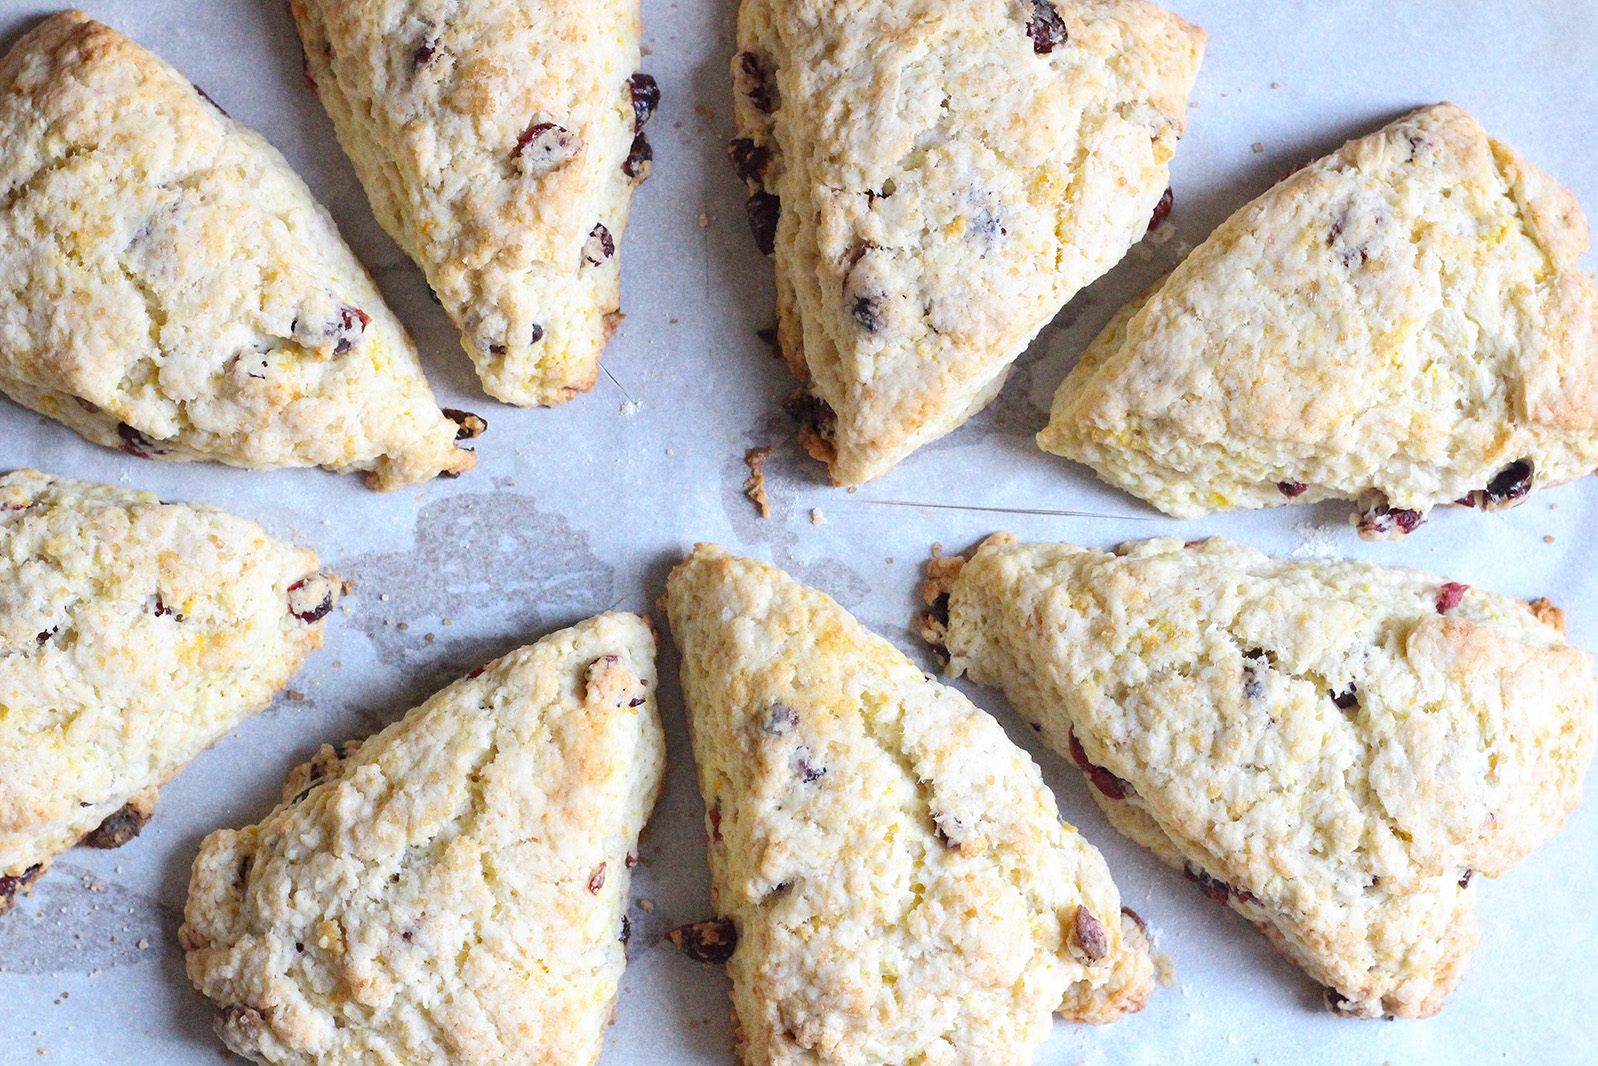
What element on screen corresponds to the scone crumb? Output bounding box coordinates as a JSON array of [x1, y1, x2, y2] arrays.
[[286, 691, 305, 702], [1251, 141, 1264, 153], [810, 508, 826, 525], [744, 447, 775, 518], [638, 898, 655, 913]]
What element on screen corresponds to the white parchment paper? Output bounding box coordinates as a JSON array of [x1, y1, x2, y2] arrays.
[[1, 1, 1595, 1063]]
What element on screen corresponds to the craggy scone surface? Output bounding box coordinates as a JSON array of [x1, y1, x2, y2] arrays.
[[0, 469, 335, 911], [931, 534, 1597, 1018], [732, 0, 1203, 484], [664, 544, 1151, 1066], [291, 0, 653, 406], [182, 612, 664, 1066], [0, 11, 473, 490], [1041, 104, 1598, 533]]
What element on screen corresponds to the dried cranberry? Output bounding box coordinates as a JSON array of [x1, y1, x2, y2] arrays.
[[331, 305, 370, 355], [625, 851, 639, 869], [746, 192, 781, 255], [669, 919, 737, 964], [729, 137, 771, 185], [1148, 186, 1174, 231], [1120, 906, 1147, 933], [488, 343, 508, 356], [1067, 730, 1131, 800], [1183, 861, 1256, 906], [619, 915, 631, 944], [516, 122, 581, 174], [442, 408, 487, 441], [80, 801, 150, 849], [629, 73, 660, 131], [1242, 648, 1269, 700], [118, 423, 163, 458], [708, 806, 722, 843], [1357, 501, 1425, 539], [1072, 907, 1110, 962], [465, 665, 486, 680], [287, 578, 334, 623], [0, 864, 44, 914], [529, 324, 545, 344], [587, 862, 607, 894], [1327, 216, 1371, 268], [412, 39, 437, 68], [583, 223, 616, 266], [850, 294, 889, 333], [1278, 481, 1308, 498], [1480, 459, 1534, 510], [763, 702, 798, 735], [1330, 685, 1358, 711], [1435, 582, 1469, 613], [795, 749, 826, 783], [152, 593, 183, 621], [734, 51, 778, 114], [1458, 869, 1473, 889], [1026, 0, 1069, 53], [622, 133, 653, 181], [75, 397, 100, 414]]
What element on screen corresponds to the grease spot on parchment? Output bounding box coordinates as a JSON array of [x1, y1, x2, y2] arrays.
[[0, 863, 169, 975], [719, 411, 868, 607], [336, 492, 615, 673]]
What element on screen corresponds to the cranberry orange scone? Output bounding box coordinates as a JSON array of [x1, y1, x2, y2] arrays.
[[1040, 104, 1598, 538], [0, 469, 339, 917], [290, 0, 657, 406], [924, 534, 1597, 1018], [0, 12, 476, 490], [731, 0, 1205, 485], [182, 613, 664, 1066], [663, 545, 1152, 1066]]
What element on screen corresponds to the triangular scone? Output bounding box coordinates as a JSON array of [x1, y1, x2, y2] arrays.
[[1040, 104, 1598, 538], [925, 534, 1597, 1018], [730, 0, 1204, 485], [0, 12, 475, 490], [663, 544, 1152, 1065], [291, 0, 656, 406], [181, 613, 664, 1066], [0, 469, 339, 916]]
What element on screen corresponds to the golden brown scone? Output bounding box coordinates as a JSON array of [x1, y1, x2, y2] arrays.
[[928, 533, 1597, 1018], [182, 613, 665, 1066], [664, 544, 1152, 1066], [290, 0, 656, 406], [0, 11, 475, 489], [1040, 104, 1598, 538], [0, 469, 337, 916], [731, 0, 1204, 484]]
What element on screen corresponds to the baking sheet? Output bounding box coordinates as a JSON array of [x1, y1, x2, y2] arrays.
[[1, 1, 1596, 1062]]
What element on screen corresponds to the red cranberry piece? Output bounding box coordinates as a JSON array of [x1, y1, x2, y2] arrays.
[[1148, 186, 1174, 231], [1435, 582, 1469, 613], [1026, 0, 1069, 53], [587, 862, 607, 894], [0, 864, 44, 914], [729, 137, 771, 185], [669, 919, 737, 964], [331, 305, 370, 355], [583, 223, 616, 267], [763, 702, 798, 736], [80, 801, 151, 849], [412, 39, 437, 68], [1357, 501, 1425, 539], [1479, 459, 1533, 510], [746, 192, 781, 255], [287, 577, 335, 623], [795, 748, 826, 782], [1458, 869, 1473, 889], [442, 409, 486, 441], [1278, 481, 1308, 498], [1183, 861, 1257, 906], [708, 805, 722, 843], [734, 51, 778, 114], [1072, 907, 1110, 962], [619, 914, 631, 944], [1330, 685, 1358, 712], [75, 397, 100, 414], [35, 626, 57, 644], [516, 122, 581, 175], [1067, 730, 1131, 800], [850, 294, 888, 333], [629, 73, 660, 131], [118, 423, 164, 458], [623, 133, 653, 181]]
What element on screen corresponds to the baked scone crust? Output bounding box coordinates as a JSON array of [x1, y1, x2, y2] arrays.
[[929, 533, 1597, 1018], [664, 544, 1152, 1066], [1040, 104, 1598, 534], [290, 0, 653, 406], [0, 469, 336, 913], [181, 612, 664, 1066], [0, 11, 474, 490], [732, 0, 1204, 484]]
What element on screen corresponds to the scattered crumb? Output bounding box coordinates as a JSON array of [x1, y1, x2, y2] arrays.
[[441, 619, 452, 627], [332, 660, 342, 669], [744, 446, 775, 518], [424, 633, 436, 642], [1131, 243, 1155, 262], [620, 399, 643, 416], [847, 486, 858, 494], [286, 691, 305, 702], [1153, 946, 1180, 989], [380, 593, 389, 602], [697, 212, 709, 228], [810, 508, 826, 526], [137, 938, 149, 950], [885, 557, 894, 564], [1271, 81, 1282, 89], [1545, 535, 1555, 543], [397, 621, 409, 631], [639, 899, 656, 913], [1251, 141, 1264, 153]]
